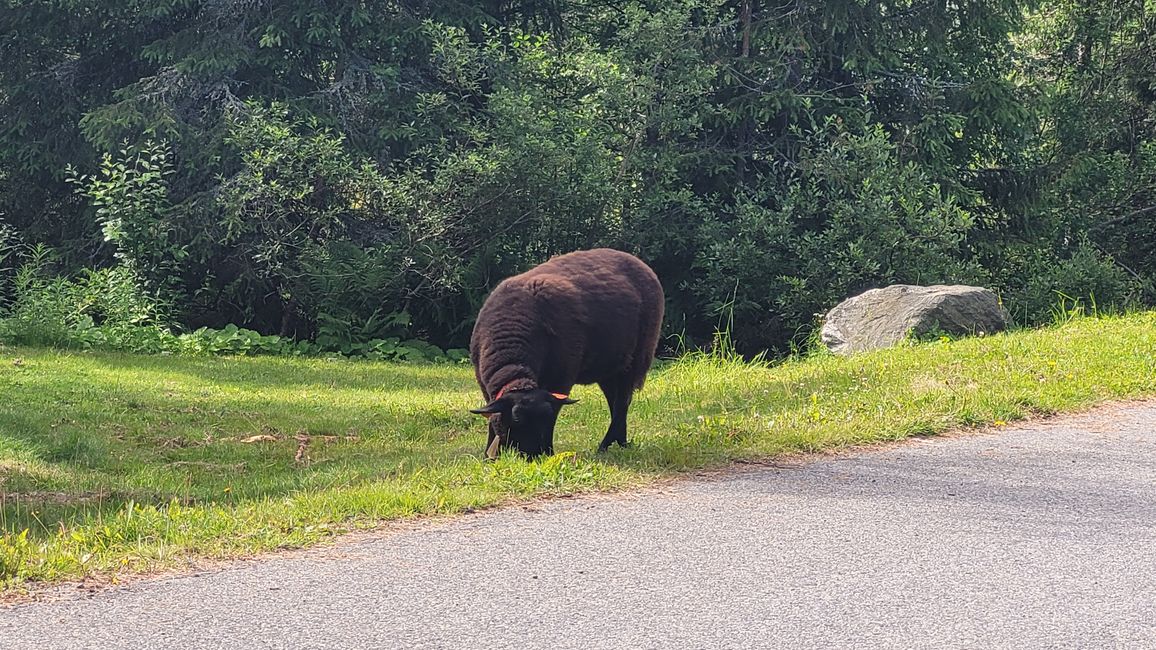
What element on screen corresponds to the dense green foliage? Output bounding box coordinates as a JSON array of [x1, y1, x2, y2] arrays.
[[0, 243, 466, 360], [1, 0, 1153, 353]]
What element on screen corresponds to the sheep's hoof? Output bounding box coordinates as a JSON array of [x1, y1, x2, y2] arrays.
[[597, 439, 631, 453]]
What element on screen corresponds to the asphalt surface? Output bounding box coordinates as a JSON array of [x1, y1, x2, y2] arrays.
[[3, 403, 1155, 649]]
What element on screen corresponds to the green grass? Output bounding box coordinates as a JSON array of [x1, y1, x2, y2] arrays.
[[2, 311, 1155, 592]]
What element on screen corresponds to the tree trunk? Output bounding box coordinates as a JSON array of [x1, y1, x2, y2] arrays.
[[741, 0, 752, 57]]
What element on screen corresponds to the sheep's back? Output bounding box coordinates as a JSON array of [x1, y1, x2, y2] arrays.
[[470, 249, 663, 389]]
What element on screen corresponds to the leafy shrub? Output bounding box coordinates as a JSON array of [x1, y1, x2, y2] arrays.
[[0, 246, 170, 352], [173, 324, 308, 357], [999, 240, 1140, 324], [0, 249, 466, 362], [65, 142, 185, 299]]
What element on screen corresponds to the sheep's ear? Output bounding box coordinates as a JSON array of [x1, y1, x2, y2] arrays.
[[550, 393, 578, 405], [470, 398, 507, 415]]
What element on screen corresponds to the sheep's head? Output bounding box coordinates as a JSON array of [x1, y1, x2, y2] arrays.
[[470, 389, 578, 459]]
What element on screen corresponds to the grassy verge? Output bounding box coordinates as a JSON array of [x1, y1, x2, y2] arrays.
[[2, 312, 1155, 591]]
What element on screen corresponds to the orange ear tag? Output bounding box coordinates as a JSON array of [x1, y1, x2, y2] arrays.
[[550, 393, 569, 400]]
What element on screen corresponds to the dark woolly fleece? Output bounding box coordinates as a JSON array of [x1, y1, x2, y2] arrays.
[[470, 248, 664, 401]]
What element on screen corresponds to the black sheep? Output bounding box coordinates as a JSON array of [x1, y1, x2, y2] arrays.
[[469, 248, 664, 458]]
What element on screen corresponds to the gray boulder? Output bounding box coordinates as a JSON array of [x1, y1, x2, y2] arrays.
[[820, 284, 1008, 355]]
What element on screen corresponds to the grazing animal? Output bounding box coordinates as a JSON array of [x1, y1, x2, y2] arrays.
[[469, 248, 664, 459]]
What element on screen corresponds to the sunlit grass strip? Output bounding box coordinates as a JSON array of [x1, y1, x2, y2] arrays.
[[0, 453, 623, 585], [1, 311, 1154, 591]]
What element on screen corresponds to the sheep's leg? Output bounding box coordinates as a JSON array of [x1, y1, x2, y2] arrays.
[[597, 376, 634, 451]]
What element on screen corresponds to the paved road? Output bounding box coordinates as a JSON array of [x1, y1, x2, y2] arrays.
[[3, 403, 1155, 649]]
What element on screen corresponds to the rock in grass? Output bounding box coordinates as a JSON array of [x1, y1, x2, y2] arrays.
[[820, 284, 1008, 355]]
